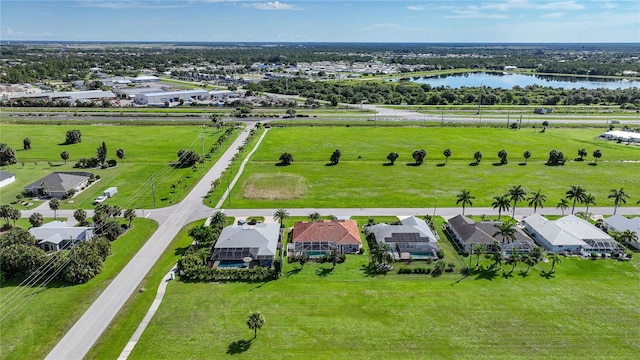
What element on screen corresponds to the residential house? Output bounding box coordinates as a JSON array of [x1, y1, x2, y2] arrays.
[[24, 172, 94, 199], [0, 172, 16, 188], [446, 215, 536, 254], [368, 216, 439, 259], [291, 219, 362, 256], [604, 215, 640, 250], [210, 223, 280, 268], [522, 214, 621, 254], [29, 221, 94, 252]]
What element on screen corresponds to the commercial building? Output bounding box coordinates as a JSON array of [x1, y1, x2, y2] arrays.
[[134, 89, 209, 105]]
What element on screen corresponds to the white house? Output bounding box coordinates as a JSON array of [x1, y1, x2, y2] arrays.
[[369, 216, 440, 259], [29, 221, 94, 252], [0, 172, 16, 188], [523, 214, 621, 254], [210, 223, 280, 268]]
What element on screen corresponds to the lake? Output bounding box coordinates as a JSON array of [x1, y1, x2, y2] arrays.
[[407, 72, 640, 90]]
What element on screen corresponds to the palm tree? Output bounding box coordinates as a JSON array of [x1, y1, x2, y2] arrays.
[[520, 253, 536, 274], [493, 220, 517, 244], [565, 185, 587, 214], [556, 198, 569, 216], [527, 189, 546, 214], [443, 148, 452, 164], [74, 209, 87, 224], [371, 242, 394, 267], [124, 209, 137, 228], [308, 212, 320, 222], [273, 208, 289, 228], [592, 149, 602, 164], [246, 311, 265, 339], [523, 150, 531, 164], [210, 211, 227, 229], [619, 230, 638, 247], [608, 188, 630, 215], [471, 244, 485, 268], [491, 251, 504, 269], [386, 152, 399, 165], [49, 198, 60, 220], [473, 151, 482, 164], [583, 194, 596, 216], [456, 190, 475, 216], [505, 249, 519, 274], [491, 195, 510, 220], [507, 185, 527, 217], [547, 253, 561, 273], [577, 148, 587, 161]]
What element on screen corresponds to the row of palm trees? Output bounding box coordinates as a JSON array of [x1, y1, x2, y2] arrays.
[[456, 186, 634, 216], [470, 243, 562, 275]]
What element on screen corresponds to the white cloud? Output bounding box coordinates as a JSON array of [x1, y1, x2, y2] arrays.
[[536, 1, 584, 10], [447, 9, 509, 19], [406, 5, 426, 11], [543, 11, 564, 18], [243, 1, 297, 10], [602, 1, 618, 9], [80, 1, 184, 10]]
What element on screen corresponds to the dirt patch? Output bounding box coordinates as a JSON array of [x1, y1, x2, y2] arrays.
[[243, 173, 305, 200]]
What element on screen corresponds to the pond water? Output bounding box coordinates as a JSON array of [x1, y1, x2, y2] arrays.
[[406, 72, 640, 90]]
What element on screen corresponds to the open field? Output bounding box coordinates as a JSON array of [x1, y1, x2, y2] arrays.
[[125, 216, 640, 359], [0, 124, 239, 209], [0, 218, 158, 360], [229, 126, 640, 209]]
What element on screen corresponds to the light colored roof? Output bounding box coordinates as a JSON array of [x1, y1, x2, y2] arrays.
[[0, 172, 15, 181], [605, 215, 640, 233], [10, 90, 115, 100], [140, 89, 209, 97], [292, 220, 361, 245], [24, 172, 93, 194], [132, 75, 160, 81], [370, 216, 437, 244], [213, 223, 279, 258], [523, 214, 611, 247], [30, 221, 94, 243]]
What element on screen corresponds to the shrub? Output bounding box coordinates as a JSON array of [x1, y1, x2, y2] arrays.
[[107, 159, 117, 167]]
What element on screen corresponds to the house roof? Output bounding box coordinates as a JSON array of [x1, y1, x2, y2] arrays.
[[213, 223, 279, 258], [292, 220, 361, 245], [0, 172, 15, 181], [29, 221, 94, 244], [370, 216, 437, 244], [523, 214, 611, 247], [605, 215, 640, 233], [448, 215, 533, 245], [24, 172, 93, 194]]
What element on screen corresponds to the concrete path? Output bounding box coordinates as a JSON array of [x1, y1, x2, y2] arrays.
[[45, 127, 253, 360]]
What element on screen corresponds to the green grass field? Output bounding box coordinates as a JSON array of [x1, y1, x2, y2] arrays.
[[0, 124, 239, 209], [229, 127, 640, 208], [0, 218, 158, 360]]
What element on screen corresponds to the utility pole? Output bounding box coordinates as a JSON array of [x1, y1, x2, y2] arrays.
[[151, 175, 156, 206], [199, 134, 205, 159], [226, 169, 232, 206]]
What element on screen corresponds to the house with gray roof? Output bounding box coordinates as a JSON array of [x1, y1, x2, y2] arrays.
[[604, 215, 640, 250], [446, 215, 536, 254], [210, 223, 280, 268], [0, 172, 16, 188], [522, 214, 621, 254], [29, 221, 94, 252], [368, 216, 440, 259], [24, 172, 94, 199]]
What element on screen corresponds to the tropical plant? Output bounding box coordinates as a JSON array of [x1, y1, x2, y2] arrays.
[[371, 242, 394, 267], [565, 185, 587, 214], [412, 149, 426, 165], [246, 311, 265, 339], [546, 150, 565, 166], [278, 152, 294, 165], [592, 149, 602, 164], [577, 148, 587, 160], [491, 251, 504, 269], [491, 195, 510, 220], [619, 230, 638, 247], [473, 150, 482, 164], [330, 149, 342, 165], [65, 129, 82, 144], [273, 208, 289, 228], [443, 148, 452, 164], [456, 190, 475, 216], [471, 244, 485, 268], [209, 211, 227, 230], [547, 252, 561, 273], [308, 212, 321, 222], [583, 194, 596, 215], [507, 185, 527, 217], [523, 150, 531, 164], [116, 148, 125, 162], [498, 149, 508, 164], [49, 198, 60, 220], [556, 198, 569, 216], [60, 151, 70, 164], [74, 209, 87, 225], [124, 209, 137, 228], [493, 220, 517, 244], [23, 137, 31, 150], [505, 249, 519, 274], [520, 253, 536, 274], [386, 152, 399, 165], [0, 143, 17, 166], [527, 189, 547, 214], [608, 188, 630, 215], [29, 212, 44, 228]]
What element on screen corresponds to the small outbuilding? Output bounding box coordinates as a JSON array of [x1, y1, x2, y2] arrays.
[[0, 172, 16, 188]]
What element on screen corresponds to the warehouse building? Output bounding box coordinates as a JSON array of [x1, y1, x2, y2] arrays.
[[134, 89, 209, 105]]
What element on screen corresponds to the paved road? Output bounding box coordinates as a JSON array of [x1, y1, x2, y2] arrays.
[[44, 127, 253, 360]]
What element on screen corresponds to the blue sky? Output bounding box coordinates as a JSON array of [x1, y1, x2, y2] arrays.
[[1, 1, 638, 42]]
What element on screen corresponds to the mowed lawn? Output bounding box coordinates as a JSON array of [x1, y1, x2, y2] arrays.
[[130, 254, 640, 359], [0, 124, 238, 209], [0, 218, 158, 360], [230, 127, 640, 208]]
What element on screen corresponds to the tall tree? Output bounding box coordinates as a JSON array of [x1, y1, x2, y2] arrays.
[[0, 143, 17, 166], [547, 253, 561, 273], [493, 220, 517, 245], [556, 198, 569, 216], [608, 188, 630, 215], [498, 149, 508, 164], [209, 211, 227, 230], [273, 208, 289, 228], [523, 150, 531, 164], [246, 312, 265, 339], [124, 209, 137, 228], [23, 137, 31, 150], [520, 253, 536, 274], [96, 141, 107, 166], [49, 198, 60, 220], [619, 230, 638, 247], [565, 185, 587, 214], [65, 129, 82, 144], [330, 149, 342, 165], [577, 148, 587, 160], [8, 207, 20, 227], [583, 194, 596, 216], [507, 185, 527, 217], [412, 149, 426, 165], [527, 189, 546, 214], [592, 149, 602, 164], [491, 195, 511, 220], [473, 151, 482, 164], [29, 212, 44, 228], [278, 152, 294, 165], [472, 243, 485, 268], [60, 151, 70, 164], [386, 152, 399, 165], [443, 148, 452, 164], [456, 190, 475, 216], [74, 209, 87, 225]]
